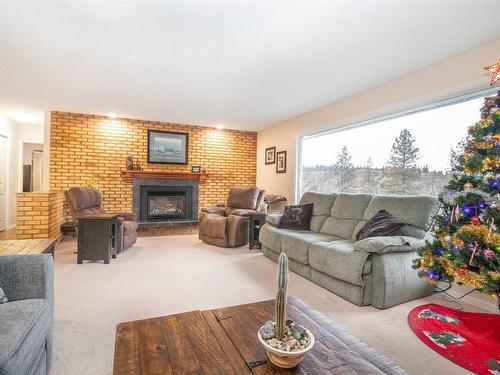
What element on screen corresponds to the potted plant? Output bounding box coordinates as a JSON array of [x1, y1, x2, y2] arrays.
[[258, 253, 314, 368]]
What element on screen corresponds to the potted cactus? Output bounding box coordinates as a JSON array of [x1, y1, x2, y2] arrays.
[[258, 253, 314, 368]]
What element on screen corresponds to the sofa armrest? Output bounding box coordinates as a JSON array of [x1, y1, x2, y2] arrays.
[[200, 206, 226, 215], [229, 209, 258, 217], [0, 254, 54, 304], [265, 213, 283, 226], [353, 236, 425, 254]]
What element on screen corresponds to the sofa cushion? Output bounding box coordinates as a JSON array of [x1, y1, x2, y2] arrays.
[[299, 192, 336, 232], [122, 220, 139, 235], [354, 195, 439, 239], [259, 224, 285, 252], [281, 231, 340, 264], [0, 299, 49, 375], [227, 187, 260, 210], [320, 194, 372, 239], [67, 187, 102, 212], [200, 214, 227, 239], [309, 240, 371, 286]]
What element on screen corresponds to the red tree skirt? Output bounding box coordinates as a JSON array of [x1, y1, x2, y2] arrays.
[[408, 303, 500, 375]]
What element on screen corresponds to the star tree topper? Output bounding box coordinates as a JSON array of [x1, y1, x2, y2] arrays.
[[484, 57, 500, 86]]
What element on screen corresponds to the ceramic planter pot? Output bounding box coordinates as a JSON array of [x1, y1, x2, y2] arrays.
[[257, 325, 315, 368]]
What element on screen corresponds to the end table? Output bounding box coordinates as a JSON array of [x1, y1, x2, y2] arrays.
[[248, 212, 266, 250], [76, 213, 120, 264]]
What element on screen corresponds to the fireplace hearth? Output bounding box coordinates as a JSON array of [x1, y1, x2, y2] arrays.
[[132, 178, 199, 227]]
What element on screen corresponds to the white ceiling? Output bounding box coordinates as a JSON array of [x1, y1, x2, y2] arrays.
[[0, 1, 499, 131]]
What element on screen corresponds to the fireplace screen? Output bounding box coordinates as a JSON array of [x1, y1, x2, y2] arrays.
[[148, 194, 185, 217], [139, 185, 194, 223]]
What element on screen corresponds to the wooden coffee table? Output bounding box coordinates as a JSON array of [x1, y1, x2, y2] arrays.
[[0, 238, 57, 256], [113, 296, 407, 374]]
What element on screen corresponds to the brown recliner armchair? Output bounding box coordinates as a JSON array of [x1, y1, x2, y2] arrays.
[[65, 187, 138, 252], [199, 186, 265, 247]]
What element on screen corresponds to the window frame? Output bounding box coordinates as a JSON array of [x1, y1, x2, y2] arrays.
[[296, 87, 498, 202]]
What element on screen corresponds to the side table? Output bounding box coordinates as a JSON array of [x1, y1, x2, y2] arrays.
[[248, 212, 266, 250], [77, 213, 119, 264]]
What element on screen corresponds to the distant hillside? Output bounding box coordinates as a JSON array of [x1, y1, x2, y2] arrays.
[[301, 167, 450, 196]]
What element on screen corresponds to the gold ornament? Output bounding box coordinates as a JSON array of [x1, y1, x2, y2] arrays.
[[440, 257, 487, 289], [463, 182, 473, 190], [482, 157, 500, 172], [458, 224, 490, 240], [471, 141, 494, 150], [484, 57, 500, 86], [420, 255, 434, 268]]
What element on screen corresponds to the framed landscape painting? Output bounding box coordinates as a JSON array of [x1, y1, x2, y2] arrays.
[[148, 130, 188, 164], [276, 150, 287, 173]]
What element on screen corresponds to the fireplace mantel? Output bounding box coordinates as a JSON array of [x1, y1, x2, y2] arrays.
[[121, 170, 208, 183]]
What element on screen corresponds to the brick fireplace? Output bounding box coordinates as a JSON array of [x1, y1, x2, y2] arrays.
[[15, 111, 257, 239]]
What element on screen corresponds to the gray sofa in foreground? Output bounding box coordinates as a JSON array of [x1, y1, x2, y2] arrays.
[[260, 192, 439, 309], [0, 254, 54, 375]]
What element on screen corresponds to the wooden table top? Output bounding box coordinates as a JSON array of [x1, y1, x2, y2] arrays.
[[0, 238, 57, 256], [113, 296, 407, 375]]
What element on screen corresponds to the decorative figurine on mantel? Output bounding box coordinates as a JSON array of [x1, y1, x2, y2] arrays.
[[126, 156, 134, 170], [258, 253, 314, 368], [126, 156, 143, 171]]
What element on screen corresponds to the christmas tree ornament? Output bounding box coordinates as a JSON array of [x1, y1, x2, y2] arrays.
[[484, 57, 500, 86], [463, 182, 473, 190], [461, 205, 474, 216], [483, 249, 494, 259], [470, 216, 481, 225], [468, 243, 479, 266], [458, 267, 468, 276]]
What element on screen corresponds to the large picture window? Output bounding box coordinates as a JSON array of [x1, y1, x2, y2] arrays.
[[298, 89, 497, 199]]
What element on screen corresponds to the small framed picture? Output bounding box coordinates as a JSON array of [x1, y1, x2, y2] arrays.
[[276, 150, 287, 174], [191, 165, 201, 173], [148, 130, 188, 164], [265, 146, 276, 165]]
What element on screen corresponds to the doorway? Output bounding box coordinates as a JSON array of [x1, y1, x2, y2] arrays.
[[22, 142, 43, 192], [0, 136, 6, 232]]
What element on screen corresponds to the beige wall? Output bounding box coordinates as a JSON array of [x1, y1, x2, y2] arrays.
[[257, 39, 500, 203]]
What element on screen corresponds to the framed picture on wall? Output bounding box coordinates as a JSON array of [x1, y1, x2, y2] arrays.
[[265, 146, 276, 165], [148, 130, 188, 164], [276, 150, 287, 173]]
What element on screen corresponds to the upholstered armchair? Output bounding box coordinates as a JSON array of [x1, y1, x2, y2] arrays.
[[65, 187, 138, 252], [199, 186, 265, 247]]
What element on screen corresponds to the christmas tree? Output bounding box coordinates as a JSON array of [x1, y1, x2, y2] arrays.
[[413, 91, 500, 298]]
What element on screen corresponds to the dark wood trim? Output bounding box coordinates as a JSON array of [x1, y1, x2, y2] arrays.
[[147, 129, 189, 165], [121, 170, 208, 183]]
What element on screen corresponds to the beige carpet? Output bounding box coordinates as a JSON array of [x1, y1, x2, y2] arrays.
[[51, 234, 484, 375]]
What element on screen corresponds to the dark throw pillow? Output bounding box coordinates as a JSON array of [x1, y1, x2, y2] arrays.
[[278, 203, 313, 230], [356, 209, 405, 241]]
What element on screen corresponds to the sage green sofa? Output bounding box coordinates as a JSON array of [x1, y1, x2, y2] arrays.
[[260, 192, 439, 309]]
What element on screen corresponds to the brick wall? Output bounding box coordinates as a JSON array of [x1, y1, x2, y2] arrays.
[[16, 192, 65, 239], [49, 112, 257, 215]]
